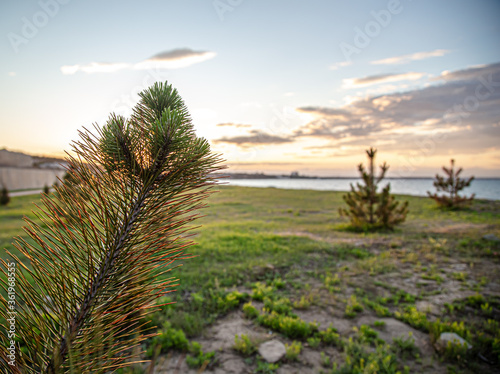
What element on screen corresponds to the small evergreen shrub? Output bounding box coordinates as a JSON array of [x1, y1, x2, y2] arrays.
[[427, 159, 475, 208], [339, 147, 408, 230], [0, 186, 10, 206]]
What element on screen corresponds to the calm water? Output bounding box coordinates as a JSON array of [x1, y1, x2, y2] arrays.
[[227, 178, 500, 200]]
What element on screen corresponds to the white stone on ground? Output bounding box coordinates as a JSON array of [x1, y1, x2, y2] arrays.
[[258, 339, 286, 363], [436, 332, 472, 351]]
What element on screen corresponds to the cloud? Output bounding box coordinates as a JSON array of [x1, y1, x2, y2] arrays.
[[214, 129, 293, 146], [8, 72, 16, 77], [371, 49, 450, 65], [330, 61, 352, 70], [60, 48, 216, 75], [216, 122, 252, 128], [134, 48, 216, 70], [437, 62, 500, 82], [293, 62, 500, 155], [343, 72, 425, 88], [61, 62, 130, 75]]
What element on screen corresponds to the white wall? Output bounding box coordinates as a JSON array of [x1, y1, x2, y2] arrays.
[[0, 167, 66, 190]]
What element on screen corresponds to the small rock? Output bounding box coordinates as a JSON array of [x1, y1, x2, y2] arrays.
[[220, 357, 248, 373], [258, 339, 286, 363], [483, 234, 500, 242], [435, 332, 472, 351]]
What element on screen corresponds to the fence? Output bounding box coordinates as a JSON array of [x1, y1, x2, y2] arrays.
[[0, 167, 66, 191]]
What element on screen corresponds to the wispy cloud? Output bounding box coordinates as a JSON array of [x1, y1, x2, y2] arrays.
[[329, 61, 352, 70], [60, 48, 216, 75], [436, 62, 500, 82], [216, 122, 252, 128], [214, 129, 293, 146], [342, 72, 425, 88], [371, 49, 450, 65], [8, 72, 16, 77], [60, 62, 130, 75], [134, 48, 216, 70]]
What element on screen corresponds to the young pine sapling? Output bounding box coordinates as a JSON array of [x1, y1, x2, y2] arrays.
[[339, 147, 408, 230], [427, 159, 474, 209]]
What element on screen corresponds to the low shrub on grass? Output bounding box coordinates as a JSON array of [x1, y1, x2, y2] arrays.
[[252, 282, 274, 301], [345, 295, 364, 318], [264, 297, 293, 316], [285, 341, 302, 361], [257, 311, 318, 340], [363, 297, 391, 317], [320, 351, 332, 368], [324, 273, 342, 293], [331, 337, 408, 374], [318, 326, 341, 346], [392, 333, 419, 359], [234, 334, 257, 356], [271, 277, 286, 289], [429, 319, 472, 344], [186, 341, 216, 369], [307, 336, 321, 348], [217, 289, 249, 311], [293, 294, 314, 309], [255, 359, 279, 373], [357, 324, 384, 346], [243, 301, 260, 319], [146, 321, 189, 357], [394, 306, 429, 331]]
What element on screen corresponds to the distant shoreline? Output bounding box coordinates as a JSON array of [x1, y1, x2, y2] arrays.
[[223, 173, 500, 180]]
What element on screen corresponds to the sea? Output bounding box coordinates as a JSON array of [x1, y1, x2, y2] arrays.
[[227, 178, 500, 201]]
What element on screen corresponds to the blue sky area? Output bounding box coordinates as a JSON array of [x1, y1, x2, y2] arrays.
[[1, 0, 499, 176]]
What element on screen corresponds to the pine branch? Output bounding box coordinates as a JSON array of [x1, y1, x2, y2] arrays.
[[0, 81, 224, 373]]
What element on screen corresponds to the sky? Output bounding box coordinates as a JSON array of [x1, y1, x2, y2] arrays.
[[1, 0, 500, 177]]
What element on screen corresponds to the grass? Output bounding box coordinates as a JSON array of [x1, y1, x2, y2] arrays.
[[1, 185, 500, 373]]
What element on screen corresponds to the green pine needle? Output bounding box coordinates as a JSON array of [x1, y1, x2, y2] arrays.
[[0, 81, 224, 373]]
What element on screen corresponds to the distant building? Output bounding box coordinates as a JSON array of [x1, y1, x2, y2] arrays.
[[0, 149, 34, 167], [0, 149, 67, 190], [290, 171, 299, 178]]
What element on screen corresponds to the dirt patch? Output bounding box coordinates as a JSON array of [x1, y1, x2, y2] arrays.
[[429, 222, 490, 234]]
